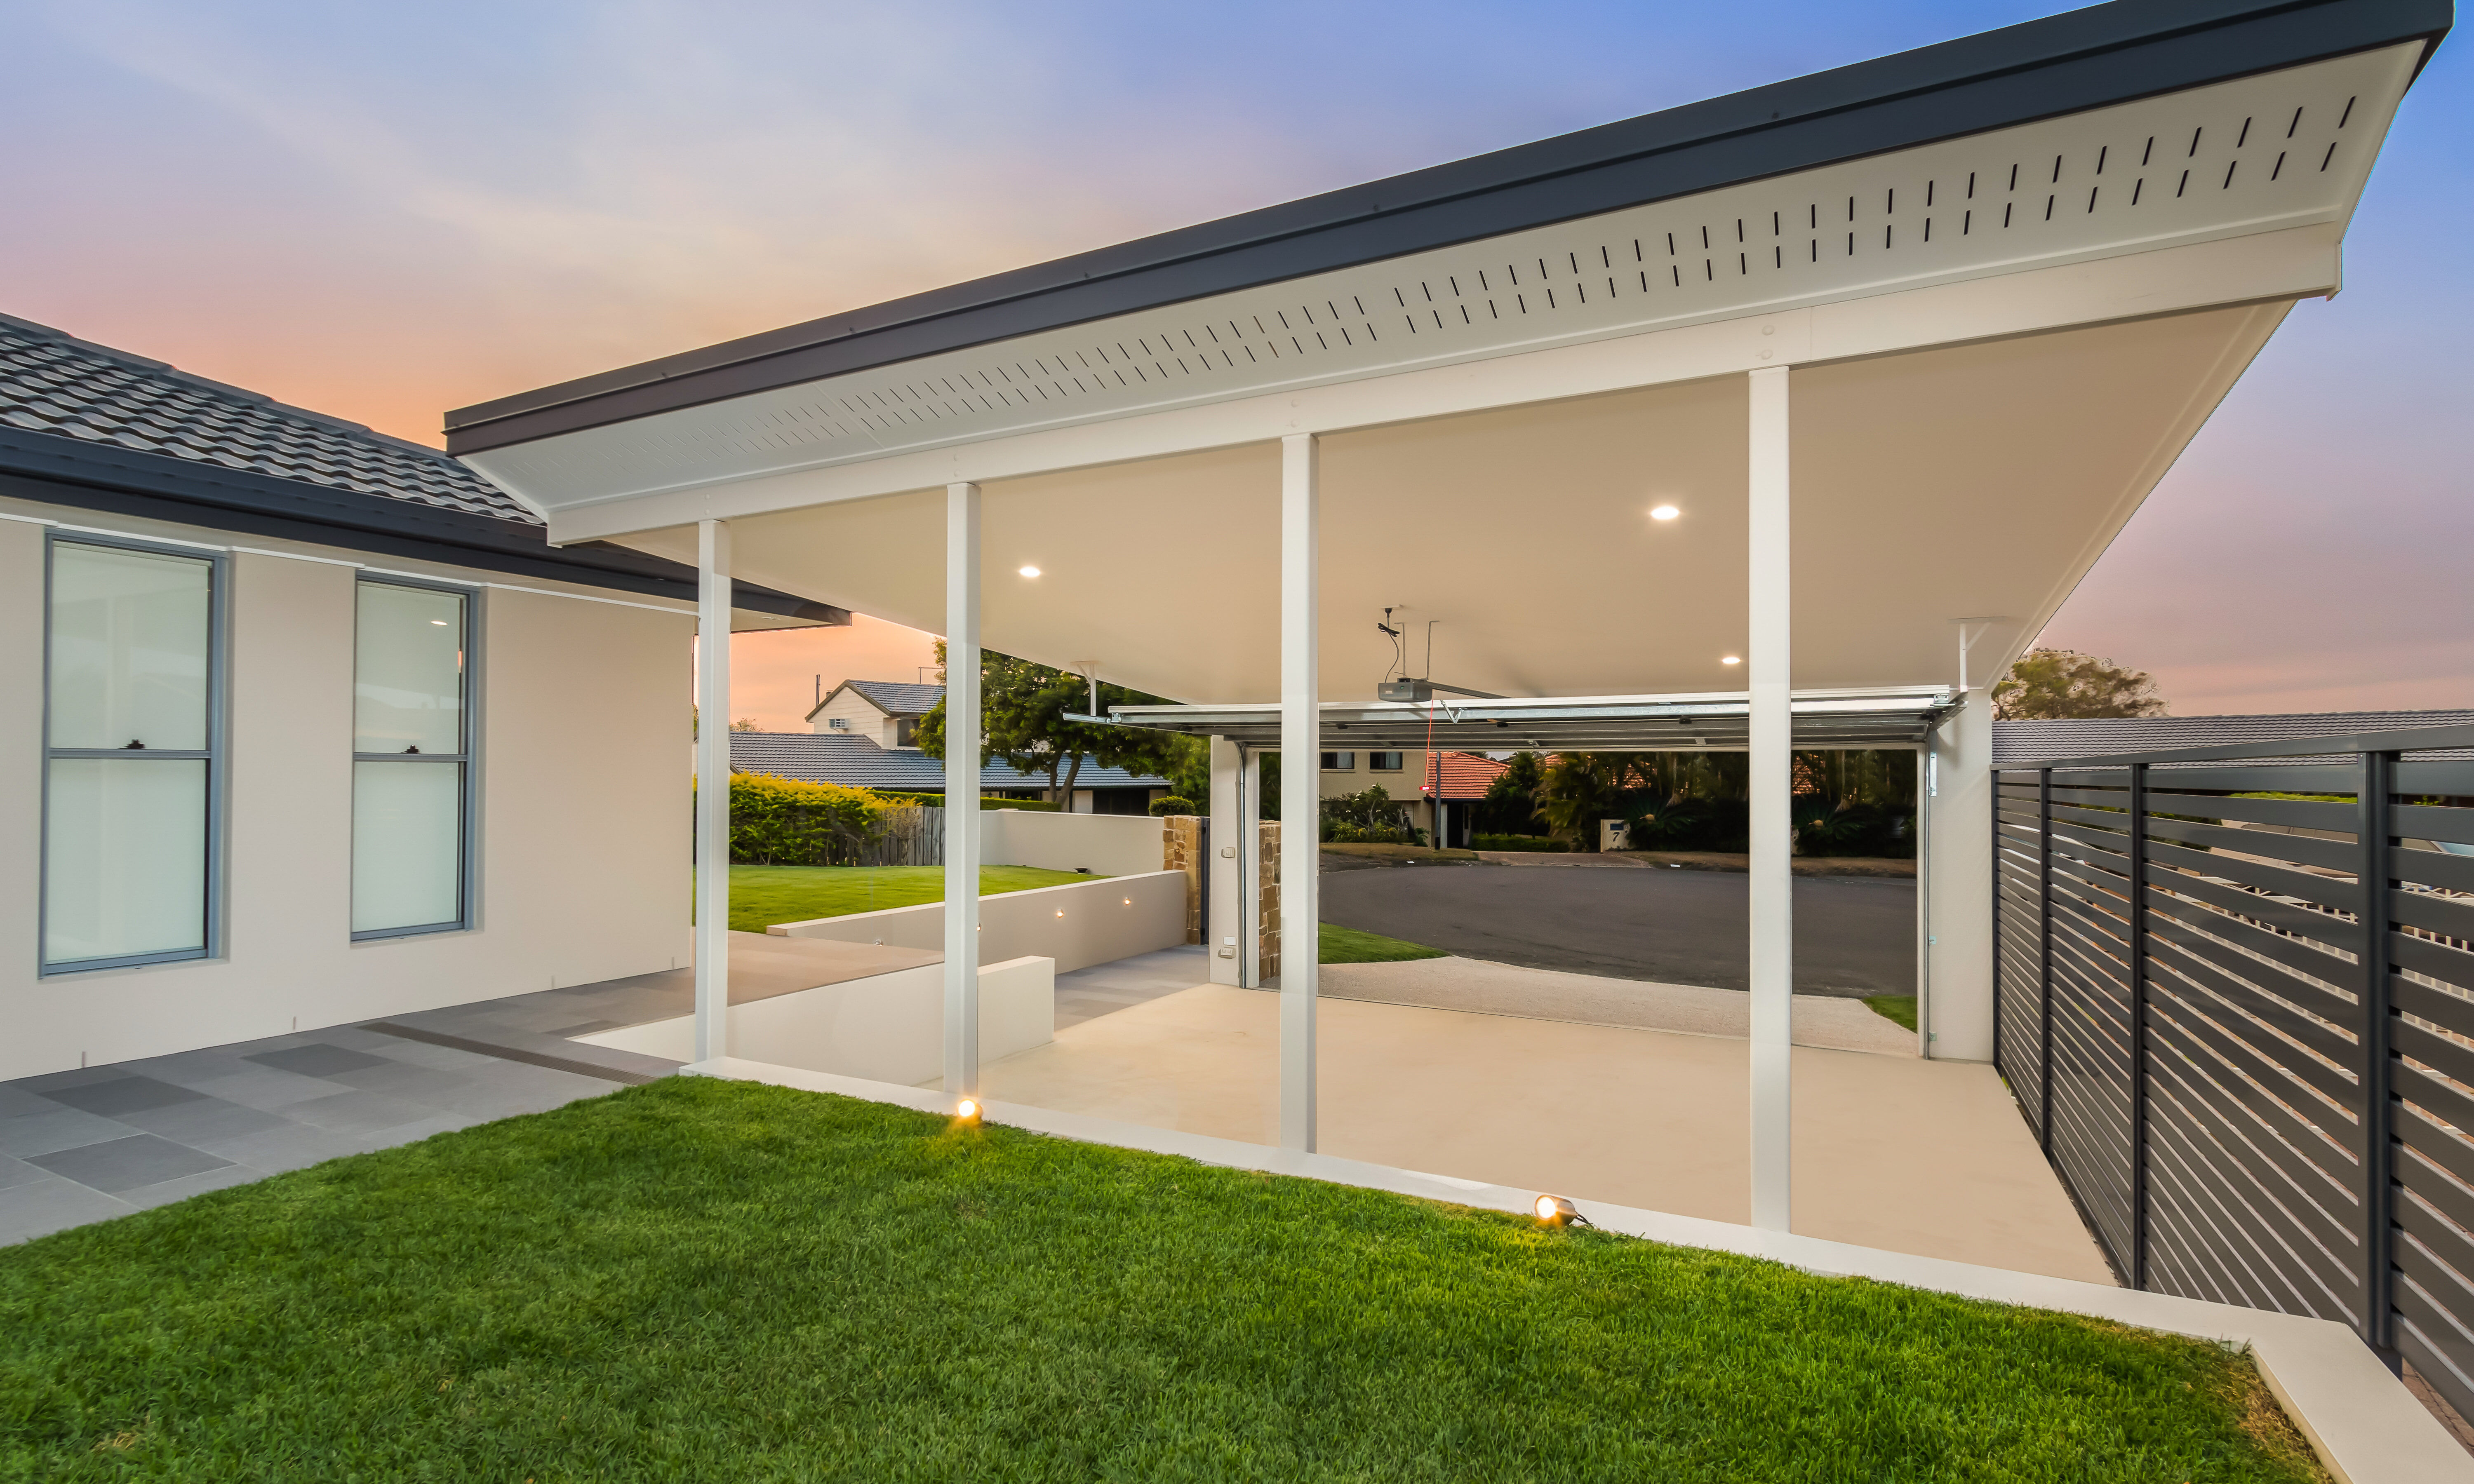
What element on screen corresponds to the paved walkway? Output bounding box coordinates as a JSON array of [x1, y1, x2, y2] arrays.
[[0, 938, 1212, 1247]]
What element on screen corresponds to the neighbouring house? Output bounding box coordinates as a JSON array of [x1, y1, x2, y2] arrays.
[[733, 730, 1173, 814], [805, 678, 943, 749], [0, 313, 844, 1082]]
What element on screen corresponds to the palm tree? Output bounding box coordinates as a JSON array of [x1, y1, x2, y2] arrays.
[[1533, 752, 1644, 851]]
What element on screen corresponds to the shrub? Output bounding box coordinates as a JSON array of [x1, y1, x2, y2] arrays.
[[1150, 796, 1199, 817], [1473, 834, 1566, 852], [726, 772, 892, 866]]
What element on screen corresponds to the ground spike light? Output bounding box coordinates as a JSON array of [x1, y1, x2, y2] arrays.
[[955, 1097, 981, 1123], [1534, 1193, 1590, 1228]]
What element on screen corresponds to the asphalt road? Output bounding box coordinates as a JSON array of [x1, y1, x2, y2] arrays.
[[1317, 863, 1914, 997]]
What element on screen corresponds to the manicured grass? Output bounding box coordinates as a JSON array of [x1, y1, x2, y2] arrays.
[[1318, 842, 1479, 862], [1865, 993, 1920, 1031], [722, 864, 1094, 933], [0, 1078, 2321, 1481], [1319, 922, 1449, 964]]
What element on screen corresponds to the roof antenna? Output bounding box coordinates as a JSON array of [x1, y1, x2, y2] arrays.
[[1377, 607, 1404, 683]]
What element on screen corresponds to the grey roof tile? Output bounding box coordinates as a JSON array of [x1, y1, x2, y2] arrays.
[[841, 679, 946, 716], [0, 313, 533, 524]]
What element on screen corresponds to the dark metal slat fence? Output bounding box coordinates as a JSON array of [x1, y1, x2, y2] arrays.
[[1991, 724, 2474, 1416]]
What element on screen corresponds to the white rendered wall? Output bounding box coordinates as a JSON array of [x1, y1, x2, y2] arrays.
[[0, 507, 694, 1081], [981, 809, 1165, 878], [575, 955, 1054, 1087], [1923, 693, 1994, 1061], [770, 870, 1187, 973]]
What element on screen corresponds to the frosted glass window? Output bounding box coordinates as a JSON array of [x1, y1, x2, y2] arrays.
[[352, 762, 463, 932], [45, 759, 209, 965], [355, 583, 466, 754], [353, 580, 472, 937], [49, 542, 211, 751]]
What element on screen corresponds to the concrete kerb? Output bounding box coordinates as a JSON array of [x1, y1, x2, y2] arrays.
[[685, 1053, 2469, 1484]]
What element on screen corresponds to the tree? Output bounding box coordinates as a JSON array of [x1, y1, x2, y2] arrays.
[[1534, 752, 1645, 851], [1475, 750, 1548, 835], [916, 642, 1194, 802], [1992, 648, 2168, 720], [729, 717, 763, 732]]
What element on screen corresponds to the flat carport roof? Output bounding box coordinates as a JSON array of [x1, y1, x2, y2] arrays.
[[1086, 686, 1954, 751]]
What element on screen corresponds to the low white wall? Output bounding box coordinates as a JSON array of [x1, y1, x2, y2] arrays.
[[576, 955, 1054, 1086], [771, 870, 1186, 973], [982, 809, 1165, 877]]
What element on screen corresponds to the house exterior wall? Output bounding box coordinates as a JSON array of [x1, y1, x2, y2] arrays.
[[0, 504, 693, 1081], [1319, 748, 1432, 832], [809, 689, 900, 745]]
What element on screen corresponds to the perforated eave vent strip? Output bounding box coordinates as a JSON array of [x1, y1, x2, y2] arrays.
[[482, 46, 2410, 505]]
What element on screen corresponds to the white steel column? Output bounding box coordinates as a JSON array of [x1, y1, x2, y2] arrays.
[[693, 519, 732, 1064], [943, 481, 983, 1097], [1924, 693, 1996, 1061], [1208, 737, 1243, 987], [1746, 366, 1792, 1233], [1279, 432, 1320, 1153]]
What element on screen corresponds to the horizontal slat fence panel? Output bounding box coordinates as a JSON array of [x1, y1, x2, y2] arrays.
[[1994, 733, 2474, 1419]]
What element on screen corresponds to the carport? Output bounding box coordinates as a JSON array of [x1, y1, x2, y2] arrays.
[[444, 0, 2441, 1240]]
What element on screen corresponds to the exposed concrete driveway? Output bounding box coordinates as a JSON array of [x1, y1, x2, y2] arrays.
[[1319, 862, 1914, 996]]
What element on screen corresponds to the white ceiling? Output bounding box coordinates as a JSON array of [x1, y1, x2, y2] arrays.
[[619, 301, 2284, 701]]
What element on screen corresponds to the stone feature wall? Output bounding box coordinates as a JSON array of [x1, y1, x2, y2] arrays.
[[1162, 815, 1203, 944], [1258, 821, 1281, 980]]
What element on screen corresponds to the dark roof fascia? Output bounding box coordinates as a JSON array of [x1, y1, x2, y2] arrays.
[[0, 427, 847, 622], [445, 0, 2452, 456]]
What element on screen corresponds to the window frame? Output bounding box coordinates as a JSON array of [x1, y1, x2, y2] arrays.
[[38, 531, 229, 977], [1369, 751, 1406, 772], [349, 573, 483, 942], [1320, 751, 1355, 772]]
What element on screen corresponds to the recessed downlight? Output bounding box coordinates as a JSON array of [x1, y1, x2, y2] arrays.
[[1018, 565, 1042, 578], [1649, 505, 1680, 521], [1721, 655, 1742, 665]]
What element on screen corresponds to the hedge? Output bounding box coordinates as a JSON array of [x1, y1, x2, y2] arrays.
[[726, 772, 894, 866], [870, 791, 1063, 812]]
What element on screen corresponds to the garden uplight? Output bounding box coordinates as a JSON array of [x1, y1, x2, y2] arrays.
[[955, 1097, 981, 1122], [1534, 1194, 1589, 1227]]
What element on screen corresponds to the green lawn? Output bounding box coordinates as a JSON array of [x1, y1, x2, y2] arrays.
[[0, 1078, 2320, 1481], [1864, 994, 1920, 1032], [1319, 923, 1448, 964], [721, 864, 1095, 933]]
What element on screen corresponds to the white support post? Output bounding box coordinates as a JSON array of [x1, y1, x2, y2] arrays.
[[693, 519, 732, 1064], [1746, 366, 1792, 1233], [1924, 693, 1996, 1061], [1208, 737, 1243, 987], [943, 481, 983, 1099], [1279, 432, 1320, 1153], [1916, 746, 1933, 1058]]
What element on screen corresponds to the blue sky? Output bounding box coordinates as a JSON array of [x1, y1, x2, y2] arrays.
[[3, 1, 2466, 716]]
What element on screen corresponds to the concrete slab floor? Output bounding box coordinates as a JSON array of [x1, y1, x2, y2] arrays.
[[974, 984, 2113, 1284]]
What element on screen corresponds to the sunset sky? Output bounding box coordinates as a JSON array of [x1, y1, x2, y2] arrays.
[[5, 1, 2465, 727]]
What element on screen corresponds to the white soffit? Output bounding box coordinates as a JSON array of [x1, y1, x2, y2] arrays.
[[469, 43, 2414, 517]]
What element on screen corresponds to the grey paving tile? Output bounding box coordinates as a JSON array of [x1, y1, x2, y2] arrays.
[[317, 1060, 475, 1104], [0, 1083, 69, 1119], [28, 1134, 233, 1195], [0, 1153, 50, 1192], [38, 1075, 207, 1118], [292, 1026, 405, 1052], [186, 1121, 378, 1175], [541, 1019, 621, 1038], [246, 1043, 389, 1078], [177, 1067, 355, 1112], [355, 1111, 480, 1151], [118, 1162, 271, 1212], [280, 1089, 436, 1136], [0, 1106, 138, 1159], [112, 1095, 289, 1144], [113, 1047, 257, 1084], [15, 1066, 127, 1092], [445, 1067, 614, 1121], [0, 1176, 134, 1246], [353, 1038, 499, 1073]]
